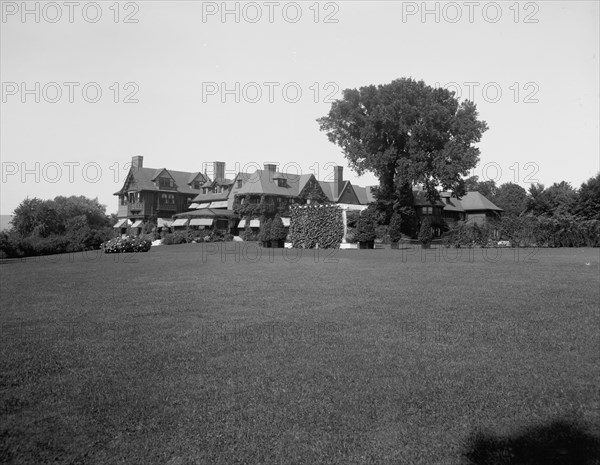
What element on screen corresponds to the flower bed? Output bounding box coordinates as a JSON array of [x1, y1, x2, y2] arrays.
[[101, 236, 152, 253]]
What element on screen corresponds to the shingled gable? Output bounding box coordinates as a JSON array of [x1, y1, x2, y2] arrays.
[[319, 180, 361, 204]]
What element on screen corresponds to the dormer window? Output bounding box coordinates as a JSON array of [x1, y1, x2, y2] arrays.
[[159, 177, 174, 188], [237, 179, 242, 188], [192, 181, 201, 190], [277, 179, 286, 187]]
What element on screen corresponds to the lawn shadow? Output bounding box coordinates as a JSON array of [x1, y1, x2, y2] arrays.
[[462, 419, 600, 465]]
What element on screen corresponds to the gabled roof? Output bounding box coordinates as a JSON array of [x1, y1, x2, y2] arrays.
[[353, 185, 378, 205], [319, 180, 363, 204], [319, 182, 338, 202], [113, 167, 209, 195], [452, 191, 504, 211], [235, 170, 317, 197], [413, 190, 446, 207]]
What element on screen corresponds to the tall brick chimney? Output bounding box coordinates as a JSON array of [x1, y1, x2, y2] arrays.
[[131, 156, 143, 169], [264, 163, 277, 182], [213, 161, 225, 180], [334, 166, 344, 195]]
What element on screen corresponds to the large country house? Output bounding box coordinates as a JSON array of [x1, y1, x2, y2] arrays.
[[114, 157, 503, 234], [113, 156, 209, 232]]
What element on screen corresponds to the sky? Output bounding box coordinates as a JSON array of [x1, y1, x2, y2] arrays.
[[1, 0, 598, 215]]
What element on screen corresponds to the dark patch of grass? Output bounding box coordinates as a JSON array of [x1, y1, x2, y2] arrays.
[[462, 418, 600, 464], [1, 245, 599, 464]]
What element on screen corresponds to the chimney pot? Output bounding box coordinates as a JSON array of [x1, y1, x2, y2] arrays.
[[213, 161, 225, 180], [334, 166, 344, 195], [131, 156, 143, 169], [264, 163, 278, 182]]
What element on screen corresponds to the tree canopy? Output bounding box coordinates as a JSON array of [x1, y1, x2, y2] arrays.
[[464, 175, 498, 200], [575, 173, 600, 220], [493, 182, 528, 217], [318, 77, 488, 208], [10, 196, 110, 238]]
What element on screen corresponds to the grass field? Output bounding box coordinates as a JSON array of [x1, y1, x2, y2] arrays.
[[1, 244, 599, 464]]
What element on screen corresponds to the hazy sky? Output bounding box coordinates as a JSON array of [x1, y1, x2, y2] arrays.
[[1, 1, 598, 215]]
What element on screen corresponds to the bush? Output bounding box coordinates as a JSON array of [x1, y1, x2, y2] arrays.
[[19, 235, 71, 256], [270, 215, 287, 242], [289, 205, 344, 249], [418, 217, 434, 245], [242, 224, 258, 241], [375, 225, 390, 244], [356, 208, 377, 243], [389, 212, 403, 243], [258, 218, 272, 246], [0, 231, 24, 258], [101, 235, 151, 253]]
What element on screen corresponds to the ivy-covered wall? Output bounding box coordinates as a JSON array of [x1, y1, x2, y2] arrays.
[[289, 205, 344, 249]]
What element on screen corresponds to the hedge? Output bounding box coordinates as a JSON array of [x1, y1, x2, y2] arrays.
[[443, 216, 600, 248], [289, 205, 343, 249]]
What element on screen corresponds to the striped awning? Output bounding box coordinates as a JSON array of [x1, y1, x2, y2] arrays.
[[249, 219, 260, 228], [190, 218, 213, 226], [157, 218, 172, 228], [281, 217, 291, 227], [209, 200, 228, 209], [113, 219, 130, 228], [189, 203, 200, 209], [131, 220, 143, 228], [172, 219, 189, 227]]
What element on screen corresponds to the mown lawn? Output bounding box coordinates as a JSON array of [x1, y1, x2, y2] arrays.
[[1, 244, 599, 464]]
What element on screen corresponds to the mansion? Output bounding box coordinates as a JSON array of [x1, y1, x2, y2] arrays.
[[114, 156, 503, 234]]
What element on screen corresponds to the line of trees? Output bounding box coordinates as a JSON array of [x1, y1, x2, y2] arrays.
[[1, 196, 113, 258], [465, 173, 600, 221]]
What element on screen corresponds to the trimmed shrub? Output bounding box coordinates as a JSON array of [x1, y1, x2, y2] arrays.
[[289, 205, 343, 249], [101, 235, 151, 253], [356, 208, 377, 243], [270, 215, 287, 242], [418, 217, 434, 245], [242, 224, 258, 242], [258, 218, 272, 246]]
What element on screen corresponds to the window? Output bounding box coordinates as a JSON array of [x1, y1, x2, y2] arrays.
[[277, 179, 286, 187], [159, 177, 174, 188], [161, 193, 175, 204], [422, 206, 433, 215], [193, 181, 201, 190], [237, 179, 242, 188]]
